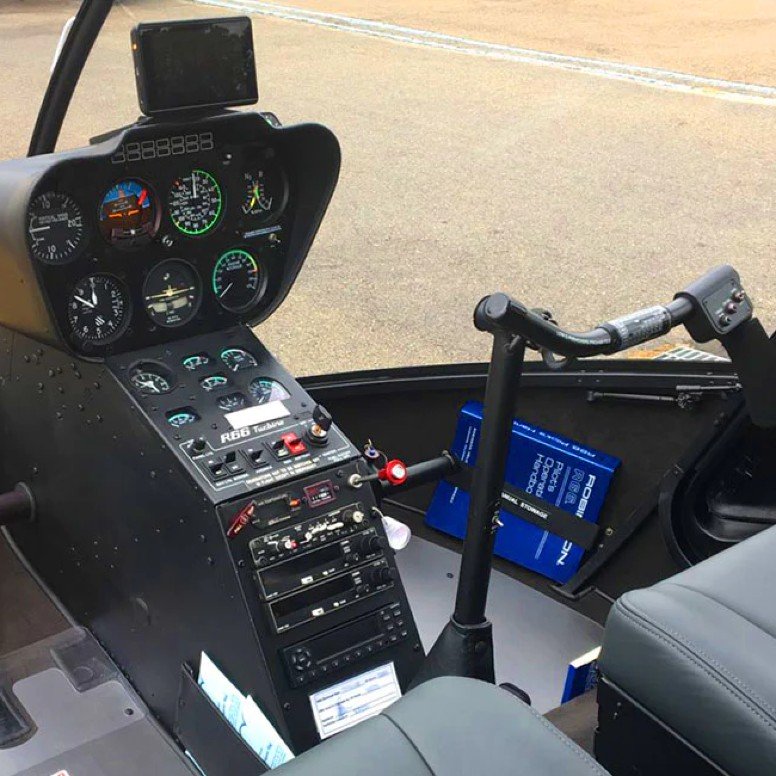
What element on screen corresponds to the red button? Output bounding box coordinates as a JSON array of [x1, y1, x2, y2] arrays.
[[281, 432, 307, 456]]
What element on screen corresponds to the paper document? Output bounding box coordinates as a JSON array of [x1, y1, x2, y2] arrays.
[[198, 652, 295, 768]]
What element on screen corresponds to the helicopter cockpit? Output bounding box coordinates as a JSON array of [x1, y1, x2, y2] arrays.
[[2, 6, 776, 776]]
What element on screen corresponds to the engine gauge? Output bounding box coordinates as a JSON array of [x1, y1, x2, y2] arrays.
[[67, 274, 130, 345], [166, 407, 200, 427], [249, 378, 290, 405], [143, 260, 201, 328], [220, 348, 258, 372], [168, 169, 223, 236], [217, 392, 248, 411], [212, 249, 263, 312], [183, 353, 212, 371], [241, 161, 288, 225], [27, 192, 85, 265], [99, 179, 158, 248], [129, 362, 176, 395], [200, 374, 229, 392]]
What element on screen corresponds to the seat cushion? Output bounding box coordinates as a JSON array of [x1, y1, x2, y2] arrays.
[[600, 525, 776, 776], [276, 676, 609, 775]]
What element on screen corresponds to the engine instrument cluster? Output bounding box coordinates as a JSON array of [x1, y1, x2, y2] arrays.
[[22, 113, 300, 357]]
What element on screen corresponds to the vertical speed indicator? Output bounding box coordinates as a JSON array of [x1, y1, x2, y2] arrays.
[[212, 249, 263, 312]]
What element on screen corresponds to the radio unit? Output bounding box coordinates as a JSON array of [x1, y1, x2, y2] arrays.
[[282, 603, 409, 687], [256, 528, 386, 599], [268, 559, 396, 633], [249, 504, 373, 567]]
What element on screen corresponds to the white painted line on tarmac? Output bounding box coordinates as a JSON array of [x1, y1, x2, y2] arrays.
[[189, 0, 776, 106]]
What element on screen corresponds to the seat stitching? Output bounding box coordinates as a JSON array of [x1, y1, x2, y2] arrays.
[[384, 693, 609, 775], [664, 580, 776, 641], [380, 711, 436, 775], [521, 700, 611, 775], [615, 598, 776, 730]]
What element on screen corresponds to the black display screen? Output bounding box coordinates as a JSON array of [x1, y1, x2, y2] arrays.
[[272, 574, 353, 621], [132, 17, 258, 116], [260, 544, 342, 595]]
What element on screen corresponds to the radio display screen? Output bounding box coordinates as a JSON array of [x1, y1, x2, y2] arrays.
[[307, 613, 382, 662], [260, 544, 342, 596], [272, 574, 353, 623]]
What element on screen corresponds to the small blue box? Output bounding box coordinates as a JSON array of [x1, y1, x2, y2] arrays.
[[425, 402, 620, 583]]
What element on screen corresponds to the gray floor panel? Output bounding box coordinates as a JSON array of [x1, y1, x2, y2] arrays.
[[396, 537, 603, 713]]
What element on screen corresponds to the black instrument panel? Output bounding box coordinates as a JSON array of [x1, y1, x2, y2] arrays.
[[24, 113, 297, 357]]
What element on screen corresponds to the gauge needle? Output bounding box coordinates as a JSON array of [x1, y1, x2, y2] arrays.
[[219, 283, 233, 298], [192, 173, 198, 200], [139, 379, 160, 393], [29, 226, 50, 233], [137, 189, 147, 207], [74, 295, 95, 309], [90, 279, 98, 306]]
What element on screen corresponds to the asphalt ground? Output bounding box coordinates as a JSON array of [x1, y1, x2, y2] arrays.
[[0, 0, 774, 374]]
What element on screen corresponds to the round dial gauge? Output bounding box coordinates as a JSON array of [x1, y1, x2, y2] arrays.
[[167, 408, 200, 427], [99, 179, 158, 247], [129, 363, 175, 395], [212, 249, 263, 312], [221, 348, 258, 372], [217, 392, 248, 411], [143, 260, 201, 328], [182, 353, 212, 371], [249, 378, 290, 405], [67, 274, 130, 345], [168, 169, 223, 236], [241, 162, 288, 225], [200, 374, 229, 392], [27, 192, 85, 265]]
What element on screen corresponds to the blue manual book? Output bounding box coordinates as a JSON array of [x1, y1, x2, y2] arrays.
[[561, 646, 602, 703], [425, 402, 620, 583]]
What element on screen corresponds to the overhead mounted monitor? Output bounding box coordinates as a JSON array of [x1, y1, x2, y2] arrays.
[[131, 17, 259, 117]]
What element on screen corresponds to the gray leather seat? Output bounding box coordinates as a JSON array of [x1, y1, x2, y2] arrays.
[[277, 676, 609, 775], [600, 525, 776, 775]]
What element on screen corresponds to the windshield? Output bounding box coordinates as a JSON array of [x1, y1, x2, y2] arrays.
[[2, 0, 774, 374]]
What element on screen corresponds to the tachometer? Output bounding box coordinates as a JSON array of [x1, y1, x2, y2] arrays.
[[249, 378, 290, 405], [200, 374, 229, 392], [168, 169, 223, 236], [241, 160, 287, 225], [99, 179, 158, 248], [67, 274, 130, 345], [27, 192, 85, 265], [212, 249, 263, 312], [143, 260, 201, 328]]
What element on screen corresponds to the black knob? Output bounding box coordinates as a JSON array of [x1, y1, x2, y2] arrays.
[[191, 437, 207, 455], [312, 405, 333, 432], [366, 566, 395, 586], [357, 534, 386, 556]]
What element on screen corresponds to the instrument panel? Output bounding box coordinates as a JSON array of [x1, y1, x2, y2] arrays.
[[16, 112, 329, 358]]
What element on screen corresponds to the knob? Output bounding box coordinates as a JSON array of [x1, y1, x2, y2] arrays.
[[351, 510, 365, 524], [307, 405, 333, 445], [366, 566, 395, 586], [313, 404, 333, 431], [356, 534, 386, 556], [190, 437, 207, 455]]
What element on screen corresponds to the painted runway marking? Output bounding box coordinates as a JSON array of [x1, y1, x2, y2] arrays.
[[190, 0, 776, 106]]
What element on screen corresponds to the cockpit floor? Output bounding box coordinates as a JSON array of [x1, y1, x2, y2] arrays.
[[395, 537, 603, 713]]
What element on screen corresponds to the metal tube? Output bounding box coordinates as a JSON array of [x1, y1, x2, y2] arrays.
[[453, 332, 526, 625], [28, 0, 114, 156]]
